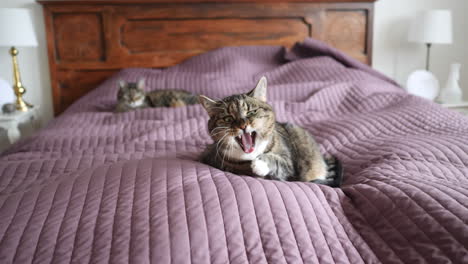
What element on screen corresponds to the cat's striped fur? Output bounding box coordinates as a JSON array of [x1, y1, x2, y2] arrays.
[[199, 77, 329, 182], [115, 79, 198, 112], [146, 89, 198, 107]]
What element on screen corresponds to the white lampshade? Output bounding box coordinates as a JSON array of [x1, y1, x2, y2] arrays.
[[408, 10, 453, 44], [0, 8, 38, 47]]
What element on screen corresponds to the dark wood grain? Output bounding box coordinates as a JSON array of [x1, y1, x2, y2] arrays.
[[122, 18, 309, 53], [57, 70, 115, 111], [53, 13, 105, 61], [39, 0, 376, 115], [324, 11, 367, 63]]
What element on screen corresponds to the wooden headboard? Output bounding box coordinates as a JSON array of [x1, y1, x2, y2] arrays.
[[38, 0, 377, 115]]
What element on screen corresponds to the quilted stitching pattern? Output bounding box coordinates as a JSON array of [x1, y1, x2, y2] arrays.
[[1, 39, 467, 263]]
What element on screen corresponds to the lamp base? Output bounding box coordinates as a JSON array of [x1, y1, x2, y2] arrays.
[[9, 47, 34, 112], [406, 70, 440, 101], [15, 96, 33, 112]]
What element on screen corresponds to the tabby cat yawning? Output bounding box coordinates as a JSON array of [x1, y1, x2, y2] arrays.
[[199, 77, 340, 185]]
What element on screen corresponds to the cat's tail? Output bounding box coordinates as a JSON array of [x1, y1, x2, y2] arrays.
[[310, 156, 343, 188]]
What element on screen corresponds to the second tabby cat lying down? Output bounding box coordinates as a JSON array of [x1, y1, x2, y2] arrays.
[[115, 79, 198, 112], [199, 77, 339, 184]]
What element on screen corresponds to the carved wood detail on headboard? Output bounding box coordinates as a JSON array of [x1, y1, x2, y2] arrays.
[[38, 0, 376, 115]]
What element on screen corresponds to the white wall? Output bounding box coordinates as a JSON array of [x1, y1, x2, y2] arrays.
[[0, 0, 53, 124], [373, 0, 468, 98], [0, 0, 467, 126]]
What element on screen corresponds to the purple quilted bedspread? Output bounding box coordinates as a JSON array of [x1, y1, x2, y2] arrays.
[[1, 39, 467, 263]]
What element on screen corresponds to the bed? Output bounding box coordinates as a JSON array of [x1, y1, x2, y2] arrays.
[[1, 0, 467, 263]]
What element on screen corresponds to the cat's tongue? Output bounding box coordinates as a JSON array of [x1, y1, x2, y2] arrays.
[[241, 133, 254, 153]]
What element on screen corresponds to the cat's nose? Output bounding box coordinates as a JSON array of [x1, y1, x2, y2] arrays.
[[238, 118, 248, 129]]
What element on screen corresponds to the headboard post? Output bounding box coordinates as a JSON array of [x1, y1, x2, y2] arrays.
[[38, 0, 377, 115]]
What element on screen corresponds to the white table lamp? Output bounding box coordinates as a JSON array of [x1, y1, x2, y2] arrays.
[[0, 8, 38, 112], [408, 10, 453, 71]]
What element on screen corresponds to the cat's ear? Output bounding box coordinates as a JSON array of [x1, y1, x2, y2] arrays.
[[247, 76, 267, 102], [137, 78, 145, 90], [198, 95, 218, 115], [119, 80, 128, 90]]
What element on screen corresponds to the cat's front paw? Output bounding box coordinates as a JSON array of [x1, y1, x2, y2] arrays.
[[251, 158, 270, 177]]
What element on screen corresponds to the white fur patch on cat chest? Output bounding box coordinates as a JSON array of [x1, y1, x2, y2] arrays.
[[252, 159, 270, 176]]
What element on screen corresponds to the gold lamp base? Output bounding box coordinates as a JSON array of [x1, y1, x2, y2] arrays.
[[10, 46, 33, 112]]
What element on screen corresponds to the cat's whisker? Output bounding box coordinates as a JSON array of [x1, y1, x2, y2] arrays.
[[212, 131, 234, 141], [210, 130, 226, 137], [216, 133, 229, 146], [218, 133, 235, 167], [210, 127, 229, 133], [215, 143, 223, 162], [210, 130, 229, 137], [210, 127, 229, 136], [221, 140, 232, 167], [227, 140, 234, 161], [220, 143, 231, 168], [225, 140, 232, 162], [215, 140, 224, 158], [215, 133, 229, 160]]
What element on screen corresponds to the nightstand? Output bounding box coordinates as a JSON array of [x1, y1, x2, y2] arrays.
[[0, 106, 40, 151], [441, 102, 468, 115]]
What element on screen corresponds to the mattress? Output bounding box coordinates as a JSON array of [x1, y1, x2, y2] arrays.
[[1, 38, 467, 263]]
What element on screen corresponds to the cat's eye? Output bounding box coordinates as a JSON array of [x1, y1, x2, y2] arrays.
[[247, 109, 258, 116], [223, 116, 233, 122]]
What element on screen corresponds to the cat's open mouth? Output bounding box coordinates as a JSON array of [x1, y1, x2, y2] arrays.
[[235, 131, 257, 153]]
